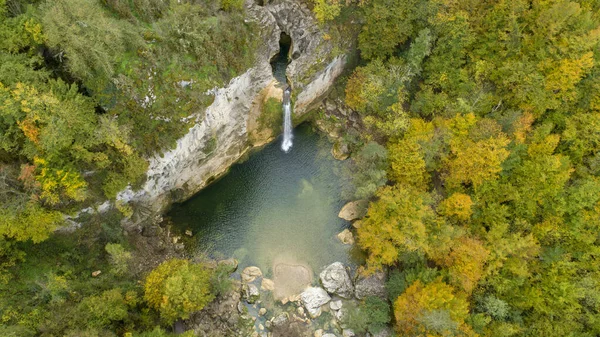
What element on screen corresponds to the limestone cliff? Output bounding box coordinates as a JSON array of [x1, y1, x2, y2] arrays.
[[116, 0, 347, 223]]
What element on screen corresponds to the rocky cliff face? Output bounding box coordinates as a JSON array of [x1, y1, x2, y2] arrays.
[[117, 0, 347, 223]]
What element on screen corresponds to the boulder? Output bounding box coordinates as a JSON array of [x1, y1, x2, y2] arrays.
[[354, 271, 387, 300], [243, 283, 260, 303], [258, 308, 267, 316], [338, 201, 367, 221], [300, 287, 331, 318], [329, 299, 343, 311], [336, 229, 355, 245], [352, 220, 362, 229], [314, 329, 324, 337], [217, 258, 239, 273], [320, 262, 354, 298], [343, 330, 355, 337], [141, 225, 160, 237], [271, 312, 289, 327], [323, 334, 337, 337], [332, 141, 350, 161], [241, 266, 263, 283], [261, 278, 275, 291]]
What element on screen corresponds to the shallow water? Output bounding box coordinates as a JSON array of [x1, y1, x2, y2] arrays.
[[168, 125, 353, 275]]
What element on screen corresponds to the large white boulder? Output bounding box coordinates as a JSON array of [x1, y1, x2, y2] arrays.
[[320, 262, 354, 298], [301, 287, 331, 318]]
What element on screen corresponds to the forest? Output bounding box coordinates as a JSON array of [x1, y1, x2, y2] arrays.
[[1, 0, 600, 336]]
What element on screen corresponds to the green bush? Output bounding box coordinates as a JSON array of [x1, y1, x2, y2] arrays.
[[363, 296, 391, 334], [105, 243, 132, 276], [210, 263, 234, 297]]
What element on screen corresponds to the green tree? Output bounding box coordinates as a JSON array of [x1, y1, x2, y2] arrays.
[[342, 141, 388, 199]]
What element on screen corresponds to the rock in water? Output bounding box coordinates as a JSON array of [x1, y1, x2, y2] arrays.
[[331, 141, 350, 160], [336, 229, 355, 245], [261, 278, 275, 291], [354, 271, 387, 300], [300, 287, 331, 318], [271, 312, 289, 327], [243, 283, 260, 303], [338, 201, 367, 221], [218, 258, 239, 273], [241, 266, 263, 283], [320, 262, 354, 298]]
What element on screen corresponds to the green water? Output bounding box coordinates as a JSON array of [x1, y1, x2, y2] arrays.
[[168, 125, 354, 274]]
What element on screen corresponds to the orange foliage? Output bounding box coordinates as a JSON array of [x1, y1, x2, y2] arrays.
[[512, 112, 535, 143], [440, 237, 489, 294], [17, 118, 40, 144]]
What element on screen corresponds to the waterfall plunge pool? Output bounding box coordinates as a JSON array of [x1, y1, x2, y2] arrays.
[[167, 124, 360, 277]]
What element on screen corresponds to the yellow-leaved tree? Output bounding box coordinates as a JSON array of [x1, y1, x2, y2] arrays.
[[357, 185, 433, 272], [394, 279, 474, 336], [144, 259, 214, 323]]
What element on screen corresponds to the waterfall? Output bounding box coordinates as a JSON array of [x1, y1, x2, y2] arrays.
[[281, 87, 293, 152]]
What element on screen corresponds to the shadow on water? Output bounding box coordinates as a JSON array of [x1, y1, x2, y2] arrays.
[[167, 125, 358, 274]]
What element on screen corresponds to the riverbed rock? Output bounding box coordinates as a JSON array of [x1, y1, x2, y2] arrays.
[[261, 278, 275, 291], [338, 201, 367, 221], [352, 220, 362, 229], [332, 141, 350, 160], [336, 229, 355, 245], [354, 271, 387, 300], [141, 225, 160, 237], [258, 308, 267, 316], [320, 262, 354, 298], [343, 329, 355, 337], [241, 266, 263, 283], [323, 334, 337, 337], [243, 283, 260, 303], [273, 259, 312, 301], [329, 299, 343, 311], [218, 258, 239, 273], [271, 312, 289, 327], [300, 287, 331, 318], [314, 329, 324, 337]]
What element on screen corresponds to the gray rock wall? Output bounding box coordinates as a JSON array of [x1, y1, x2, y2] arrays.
[[117, 0, 347, 223]]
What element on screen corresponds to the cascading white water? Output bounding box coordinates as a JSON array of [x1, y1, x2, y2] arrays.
[[281, 87, 293, 152]]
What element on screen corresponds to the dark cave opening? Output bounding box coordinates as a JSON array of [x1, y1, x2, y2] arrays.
[[270, 32, 292, 86]]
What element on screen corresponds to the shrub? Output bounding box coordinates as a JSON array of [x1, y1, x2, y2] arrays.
[[105, 243, 132, 276]]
